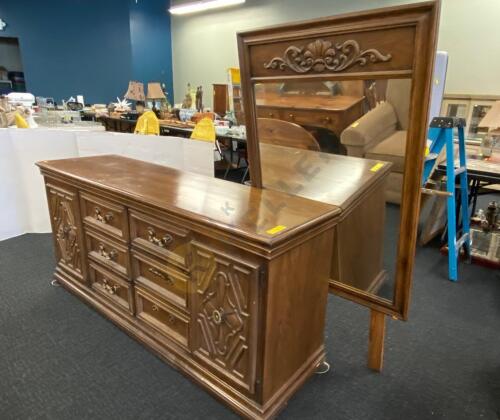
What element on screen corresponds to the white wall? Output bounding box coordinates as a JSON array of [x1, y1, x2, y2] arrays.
[[171, 0, 500, 107]]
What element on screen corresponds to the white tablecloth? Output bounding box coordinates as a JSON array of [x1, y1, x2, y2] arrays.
[[0, 128, 214, 241]]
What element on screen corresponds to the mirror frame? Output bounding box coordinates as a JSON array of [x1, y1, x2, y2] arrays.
[[237, 1, 440, 320]]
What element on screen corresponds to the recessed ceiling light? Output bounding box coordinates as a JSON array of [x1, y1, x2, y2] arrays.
[[169, 0, 245, 15]]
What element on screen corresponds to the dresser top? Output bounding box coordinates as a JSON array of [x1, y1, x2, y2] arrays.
[[260, 144, 392, 210], [256, 92, 364, 112], [37, 155, 340, 247]]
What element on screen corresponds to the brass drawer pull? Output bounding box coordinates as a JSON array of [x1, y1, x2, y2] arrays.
[[98, 243, 118, 261], [288, 113, 295, 120], [147, 227, 173, 248], [148, 267, 174, 285], [94, 207, 114, 224], [212, 309, 223, 325], [152, 304, 160, 311], [102, 278, 120, 295], [323, 116, 332, 123]]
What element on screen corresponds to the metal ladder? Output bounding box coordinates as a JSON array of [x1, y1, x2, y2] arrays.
[[421, 117, 471, 281]]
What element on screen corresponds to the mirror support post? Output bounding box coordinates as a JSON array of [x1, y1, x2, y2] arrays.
[[368, 309, 386, 372]]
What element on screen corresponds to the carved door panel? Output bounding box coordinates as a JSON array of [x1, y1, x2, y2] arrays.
[[190, 241, 261, 395], [46, 183, 85, 282]]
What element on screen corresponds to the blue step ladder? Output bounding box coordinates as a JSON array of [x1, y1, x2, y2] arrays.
[[421, 117, 471, 281]]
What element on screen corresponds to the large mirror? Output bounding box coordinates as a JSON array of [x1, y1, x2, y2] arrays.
[[237, 1, 440, 319], [255, 77, 411, 302]]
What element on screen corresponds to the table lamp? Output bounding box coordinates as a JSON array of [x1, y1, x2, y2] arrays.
[[146, 82, 167, 116], [124, 81, 146, 113], [478, 100, 500, 157]]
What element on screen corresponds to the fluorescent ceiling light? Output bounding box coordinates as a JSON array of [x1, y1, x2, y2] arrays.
[[169, 0, 245, 15]]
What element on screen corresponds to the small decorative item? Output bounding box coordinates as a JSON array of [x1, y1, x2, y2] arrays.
[[469, 201, 500, 267], [0, 18, 6, 31], [112, 97, 132, 113], [481, 201, 499, 233], [478, 100, 500, 158], [182, 83, 194, 109], [195, 86, 203, 112]]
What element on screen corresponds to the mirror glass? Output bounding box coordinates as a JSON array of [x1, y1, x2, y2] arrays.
[[254, 78, 412, 301]]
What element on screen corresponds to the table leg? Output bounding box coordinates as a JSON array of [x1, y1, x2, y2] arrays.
[[368, 309, 386, 372], [470, 179, 480, 217]]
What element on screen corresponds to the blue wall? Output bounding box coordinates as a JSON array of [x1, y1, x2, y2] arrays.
[[0, 0, 173, 104], [130, 0, 173, 105]]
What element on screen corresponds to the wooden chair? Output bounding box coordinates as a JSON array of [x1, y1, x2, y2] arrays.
[[257, 118, 321, 151]]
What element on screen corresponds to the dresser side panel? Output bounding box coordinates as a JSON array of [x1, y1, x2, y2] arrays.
[[262, 228, 334, 403], [44, 175, 88, 285]]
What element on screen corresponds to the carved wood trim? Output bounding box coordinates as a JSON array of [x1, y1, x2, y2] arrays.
[[48, 186, 82, 274], [264, 39, 392, 74], [190, 241, 260, 395]]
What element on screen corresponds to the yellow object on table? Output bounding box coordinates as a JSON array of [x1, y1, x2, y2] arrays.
[[134, 111, 160, 135], [15, 112, 29, 128], [190, 117, 215, 142]]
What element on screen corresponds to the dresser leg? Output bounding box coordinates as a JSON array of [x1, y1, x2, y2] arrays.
[[368, 309, 385, 372]]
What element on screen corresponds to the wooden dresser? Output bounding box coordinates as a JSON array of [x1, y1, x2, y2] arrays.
[[256, 92, 364, 137], [37, 155, 340, 419]]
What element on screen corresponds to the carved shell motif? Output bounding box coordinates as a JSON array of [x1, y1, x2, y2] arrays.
[[264, 39, 392, 73]]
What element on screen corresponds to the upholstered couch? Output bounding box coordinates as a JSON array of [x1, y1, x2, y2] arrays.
[[340, 79, 411, 204]]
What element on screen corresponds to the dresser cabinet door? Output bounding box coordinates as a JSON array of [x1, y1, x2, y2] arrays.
[[46, 183, 85, 281], [190, 241, 261, 395]]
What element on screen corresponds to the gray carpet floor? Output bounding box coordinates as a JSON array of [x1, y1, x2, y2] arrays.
[[1, 228, 499, 419]]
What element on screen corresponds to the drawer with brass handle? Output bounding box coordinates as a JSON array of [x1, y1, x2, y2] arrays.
[[148, 267, 174, 285], [89, 262, 133, 314], [129, 210, 191, 271], [98, 243, 118, 261], [85, 228, 130, 278], [135, 285, 189, 348], [256, 106, 283, 121], [80, 192, 128, 241], [147, 227, 174, 249], [132, 250, 188, 310], [102, 277, 120, 295], [94, 207, 114, 224]]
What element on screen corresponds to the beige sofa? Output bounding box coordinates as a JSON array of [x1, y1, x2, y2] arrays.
[[340, 79, 411, 204]]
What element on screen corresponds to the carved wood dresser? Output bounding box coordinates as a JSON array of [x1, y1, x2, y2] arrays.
[[37, 155, 341, 419]]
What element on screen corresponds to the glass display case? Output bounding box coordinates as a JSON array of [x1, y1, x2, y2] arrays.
[[441, 94, 500, 143]]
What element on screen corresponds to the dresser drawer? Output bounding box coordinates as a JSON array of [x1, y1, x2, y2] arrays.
[[81, 192, 128, 241], [284, 109, 340, 130], [257, 106, 283, 120], [89, 263, 134, 314], [132, 251, 188, 310], [85, 228, 130, 278], [129, 210, 191, 270], [135, 286, 189, 348]]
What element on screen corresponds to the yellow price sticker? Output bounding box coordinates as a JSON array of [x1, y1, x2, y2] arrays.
[[370, 162, 385, 172], [266, 225, 287, 235]]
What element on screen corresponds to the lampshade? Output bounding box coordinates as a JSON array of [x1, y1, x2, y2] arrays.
[[147, 82, 166, 100], [479, 101, 500, 129], [124, 81, 145, 101]]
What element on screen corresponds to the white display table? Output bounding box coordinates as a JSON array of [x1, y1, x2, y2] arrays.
[[0, 128, 214, 241]]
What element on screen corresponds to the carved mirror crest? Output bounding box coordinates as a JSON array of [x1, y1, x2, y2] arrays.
[[237, 1, 440, 319]]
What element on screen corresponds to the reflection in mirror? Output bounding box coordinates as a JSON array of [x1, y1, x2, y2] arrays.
[[256, 78, 412, 301]]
